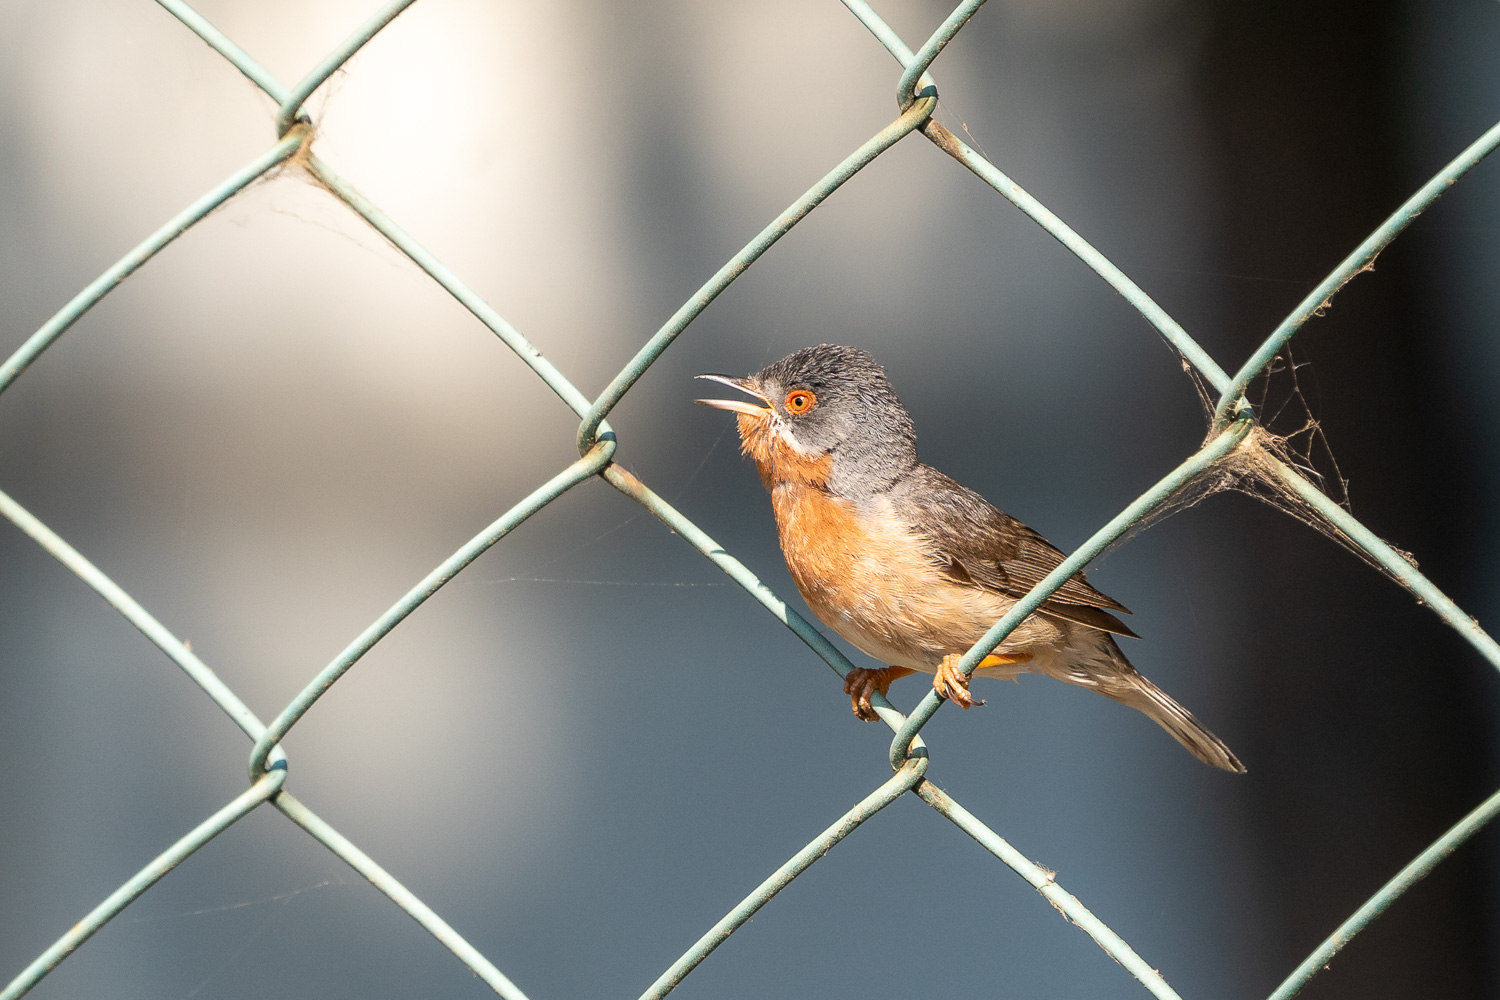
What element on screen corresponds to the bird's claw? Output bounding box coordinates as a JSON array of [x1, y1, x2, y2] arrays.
[[843, 669, 885, 721], [843, 666, 914, 721], [934, 655, 985, 710]]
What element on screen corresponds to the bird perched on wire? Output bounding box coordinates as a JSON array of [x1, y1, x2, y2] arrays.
[[696, 344, 1243, 772]]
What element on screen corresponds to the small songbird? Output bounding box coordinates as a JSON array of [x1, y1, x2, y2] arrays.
[[696, 344, 1243, 772]]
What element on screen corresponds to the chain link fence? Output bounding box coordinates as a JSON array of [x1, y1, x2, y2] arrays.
[[2, 1, 1498, 997]]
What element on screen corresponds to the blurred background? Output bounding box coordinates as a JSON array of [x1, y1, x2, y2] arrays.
[[1, 0, 1497, 997]]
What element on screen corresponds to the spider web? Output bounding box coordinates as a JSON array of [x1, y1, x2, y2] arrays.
[[1115, 348, 1421, 584]]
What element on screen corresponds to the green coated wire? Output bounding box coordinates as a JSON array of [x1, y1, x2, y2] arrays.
[[1266, 786, 1500, 1000], [0, 131, 305, 398], [306, 154, 601, 421], [891, 420, 1253, 767], [4, 1, 1499, 999], [916, 781, 1186, 1000], [0, 771, 288, 1000], [151, 3, 599, 426], [1269, 462, 1500, 672], [866, 0, 1500, 724], [602, 468, 862, 679], [0, 472, 536, 1000], [155, 2, 597, 426], [607, 458, 1197, 995], [577, 95, 937, 453], [916, 120, 1237, 394], [841, 0, 1235, 393], [249, 441, 615, 777], [0, 488, 275, 753], [0, 3, 559, 996], [275, 792, 533, 1000], [273, 0, 421, 136], [833, 11, 1500, 990], [638, 757, 930, 1000], [896, 0, 988, 110], [1213, 117, 1500, 429], [154, 0, 290, 103]]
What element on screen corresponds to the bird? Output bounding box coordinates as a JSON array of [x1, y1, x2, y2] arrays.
[[695, 344, 1244, 772]]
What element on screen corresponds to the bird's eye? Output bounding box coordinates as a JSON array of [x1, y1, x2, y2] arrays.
[[784, 390, 816, 415]]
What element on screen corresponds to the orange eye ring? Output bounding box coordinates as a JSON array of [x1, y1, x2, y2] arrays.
[[784, 389, 816, 415]]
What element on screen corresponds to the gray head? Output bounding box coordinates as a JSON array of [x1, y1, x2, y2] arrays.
[[695, 344, 918, 495]]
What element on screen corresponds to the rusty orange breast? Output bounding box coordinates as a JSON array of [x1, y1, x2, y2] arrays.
[[769, 480, 863, 609]]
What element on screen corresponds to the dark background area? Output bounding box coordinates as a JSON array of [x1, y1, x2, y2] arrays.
[[1, 1, 1497, 998], [1200, 2, 1498, 996]]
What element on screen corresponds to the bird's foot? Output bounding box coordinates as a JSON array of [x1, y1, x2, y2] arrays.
[[933, 654, 985, 709], [843, 666, 915, 721]]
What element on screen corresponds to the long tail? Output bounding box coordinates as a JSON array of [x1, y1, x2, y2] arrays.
[[1105, 668, 1246, 773]]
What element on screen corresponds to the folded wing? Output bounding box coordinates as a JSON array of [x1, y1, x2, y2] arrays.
[[898, 466, 1139, 639]]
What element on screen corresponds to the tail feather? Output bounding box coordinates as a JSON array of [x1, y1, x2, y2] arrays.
[[1109, 671, 1245, 774]]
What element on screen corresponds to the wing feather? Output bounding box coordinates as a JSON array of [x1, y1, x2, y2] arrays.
[[897, 466, 1137, 638]]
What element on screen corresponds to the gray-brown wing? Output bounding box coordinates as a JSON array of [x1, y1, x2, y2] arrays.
[[896, 465, 1138, 638]]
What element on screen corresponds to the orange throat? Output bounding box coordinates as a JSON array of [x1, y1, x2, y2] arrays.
[[737, 412, 832, 490]]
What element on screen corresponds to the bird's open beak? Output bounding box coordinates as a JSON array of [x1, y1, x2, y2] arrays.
[[694, 373, 772, 417]]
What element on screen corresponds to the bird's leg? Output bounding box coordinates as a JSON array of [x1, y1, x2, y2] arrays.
[[934, 652, 1032, 709], [843, 666, 915, 721]]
